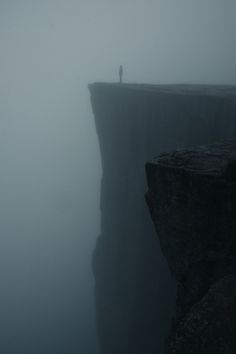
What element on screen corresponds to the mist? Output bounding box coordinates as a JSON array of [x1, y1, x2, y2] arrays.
[[0, 1, 236, 353]]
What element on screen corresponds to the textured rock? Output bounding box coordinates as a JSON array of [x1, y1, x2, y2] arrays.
[[146, 140, 236, 317], [89, 83, 236, 354], [167, 275, 236, 354], [146, 141, 236, 353]]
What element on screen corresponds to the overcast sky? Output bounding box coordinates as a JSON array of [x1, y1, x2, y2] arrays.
[[0, 1, 236, 353]]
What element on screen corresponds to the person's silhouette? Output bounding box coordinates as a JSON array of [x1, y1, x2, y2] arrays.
[[119, 65, 123, 83]]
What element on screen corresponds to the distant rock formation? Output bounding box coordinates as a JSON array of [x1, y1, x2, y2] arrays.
[[89, 83, 236, 354], [146, 141, 236, 353]]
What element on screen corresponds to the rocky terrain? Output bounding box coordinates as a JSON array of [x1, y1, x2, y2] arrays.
[[146, 141, 236, 353]]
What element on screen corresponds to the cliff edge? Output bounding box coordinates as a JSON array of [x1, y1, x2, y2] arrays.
[[89, 83, 236, 354]]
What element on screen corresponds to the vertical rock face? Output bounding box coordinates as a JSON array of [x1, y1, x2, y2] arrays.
[[146, 141, 236, 353], [89, 83, 236, 354]]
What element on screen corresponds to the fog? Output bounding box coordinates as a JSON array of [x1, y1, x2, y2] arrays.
[[0, 1, 236, 353]]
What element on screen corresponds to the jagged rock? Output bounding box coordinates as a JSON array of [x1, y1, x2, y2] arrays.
[[146, 141, 236, 353], [146, 140, 236, 317], [167, 275, 236, 354], [89, 83, 236, 354]]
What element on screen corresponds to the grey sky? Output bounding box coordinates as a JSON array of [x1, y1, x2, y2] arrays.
[[0, 1, 236, 353]]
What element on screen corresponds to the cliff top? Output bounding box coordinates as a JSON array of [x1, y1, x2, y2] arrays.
[[89, 83, 236, 100], [148, 140, 236, 178]]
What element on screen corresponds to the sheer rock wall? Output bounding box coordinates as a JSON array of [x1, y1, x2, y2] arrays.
[[89, 83, 236, 354]]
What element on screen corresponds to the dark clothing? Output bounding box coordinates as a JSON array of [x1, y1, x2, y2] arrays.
[[119, 65, 123, 83]]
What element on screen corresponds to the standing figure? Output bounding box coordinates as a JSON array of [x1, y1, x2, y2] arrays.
[[119, 65, 123, 83]]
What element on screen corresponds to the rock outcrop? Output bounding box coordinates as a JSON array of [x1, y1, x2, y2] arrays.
[[146, 141, 236, 353], [89, 83, 236, 354]]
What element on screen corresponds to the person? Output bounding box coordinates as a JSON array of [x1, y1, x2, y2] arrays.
[[119, 65, 123, 83]]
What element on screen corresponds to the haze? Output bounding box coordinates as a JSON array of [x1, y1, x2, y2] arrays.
[[0, 1, 236, 353]]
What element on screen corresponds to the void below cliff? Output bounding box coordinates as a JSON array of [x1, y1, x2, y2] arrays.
[[89, 83, 236, 354]]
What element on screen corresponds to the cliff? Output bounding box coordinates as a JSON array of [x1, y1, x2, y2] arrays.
[[146, 141, 236, 353], [89, 83, 236, 354]]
